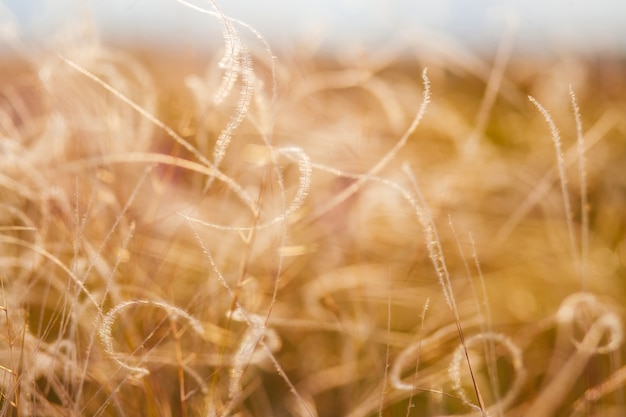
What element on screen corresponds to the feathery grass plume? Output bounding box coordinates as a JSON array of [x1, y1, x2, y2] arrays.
[[227, 307, 281, 400], [99, 299, 204, 377], [304, 68, 431, 225], [198, 0, 252, 172], [403, 164, 487, 414], [528, 95, 578, 266], [0, 0, 625, 415], [449, 220, 503, 416], [184, 211, 314, 417], [447, 332, 525, 415], [74, 220, 136, 411], [569, 86, 589, 289], [181, 145, 311, 232], [178, 0, 278, 192]]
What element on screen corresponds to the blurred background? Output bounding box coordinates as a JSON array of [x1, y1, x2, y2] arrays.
[[1, 0, 626, 55]]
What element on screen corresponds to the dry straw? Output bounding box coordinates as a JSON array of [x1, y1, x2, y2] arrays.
[[0, 1, 624, 416]]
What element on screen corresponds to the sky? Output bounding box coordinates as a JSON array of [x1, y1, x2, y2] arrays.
[[1, 0, 626, 55]]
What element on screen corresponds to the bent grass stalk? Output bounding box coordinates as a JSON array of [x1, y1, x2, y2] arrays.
[[0, 1, 624, 415]]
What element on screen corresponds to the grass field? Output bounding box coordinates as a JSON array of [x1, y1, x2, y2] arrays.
[[0, 5, 625, 417]]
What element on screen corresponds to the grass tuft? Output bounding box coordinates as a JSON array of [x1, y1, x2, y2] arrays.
[[0, 2, 625, 416]]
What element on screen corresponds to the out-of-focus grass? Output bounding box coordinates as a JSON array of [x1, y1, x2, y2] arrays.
[[0, 17, 625, 417]]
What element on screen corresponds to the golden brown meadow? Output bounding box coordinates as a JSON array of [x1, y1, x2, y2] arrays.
[[0, 8, 625, 417]]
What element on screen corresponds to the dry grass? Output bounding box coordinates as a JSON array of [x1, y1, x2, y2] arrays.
[[0, 4, 625, 417]]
